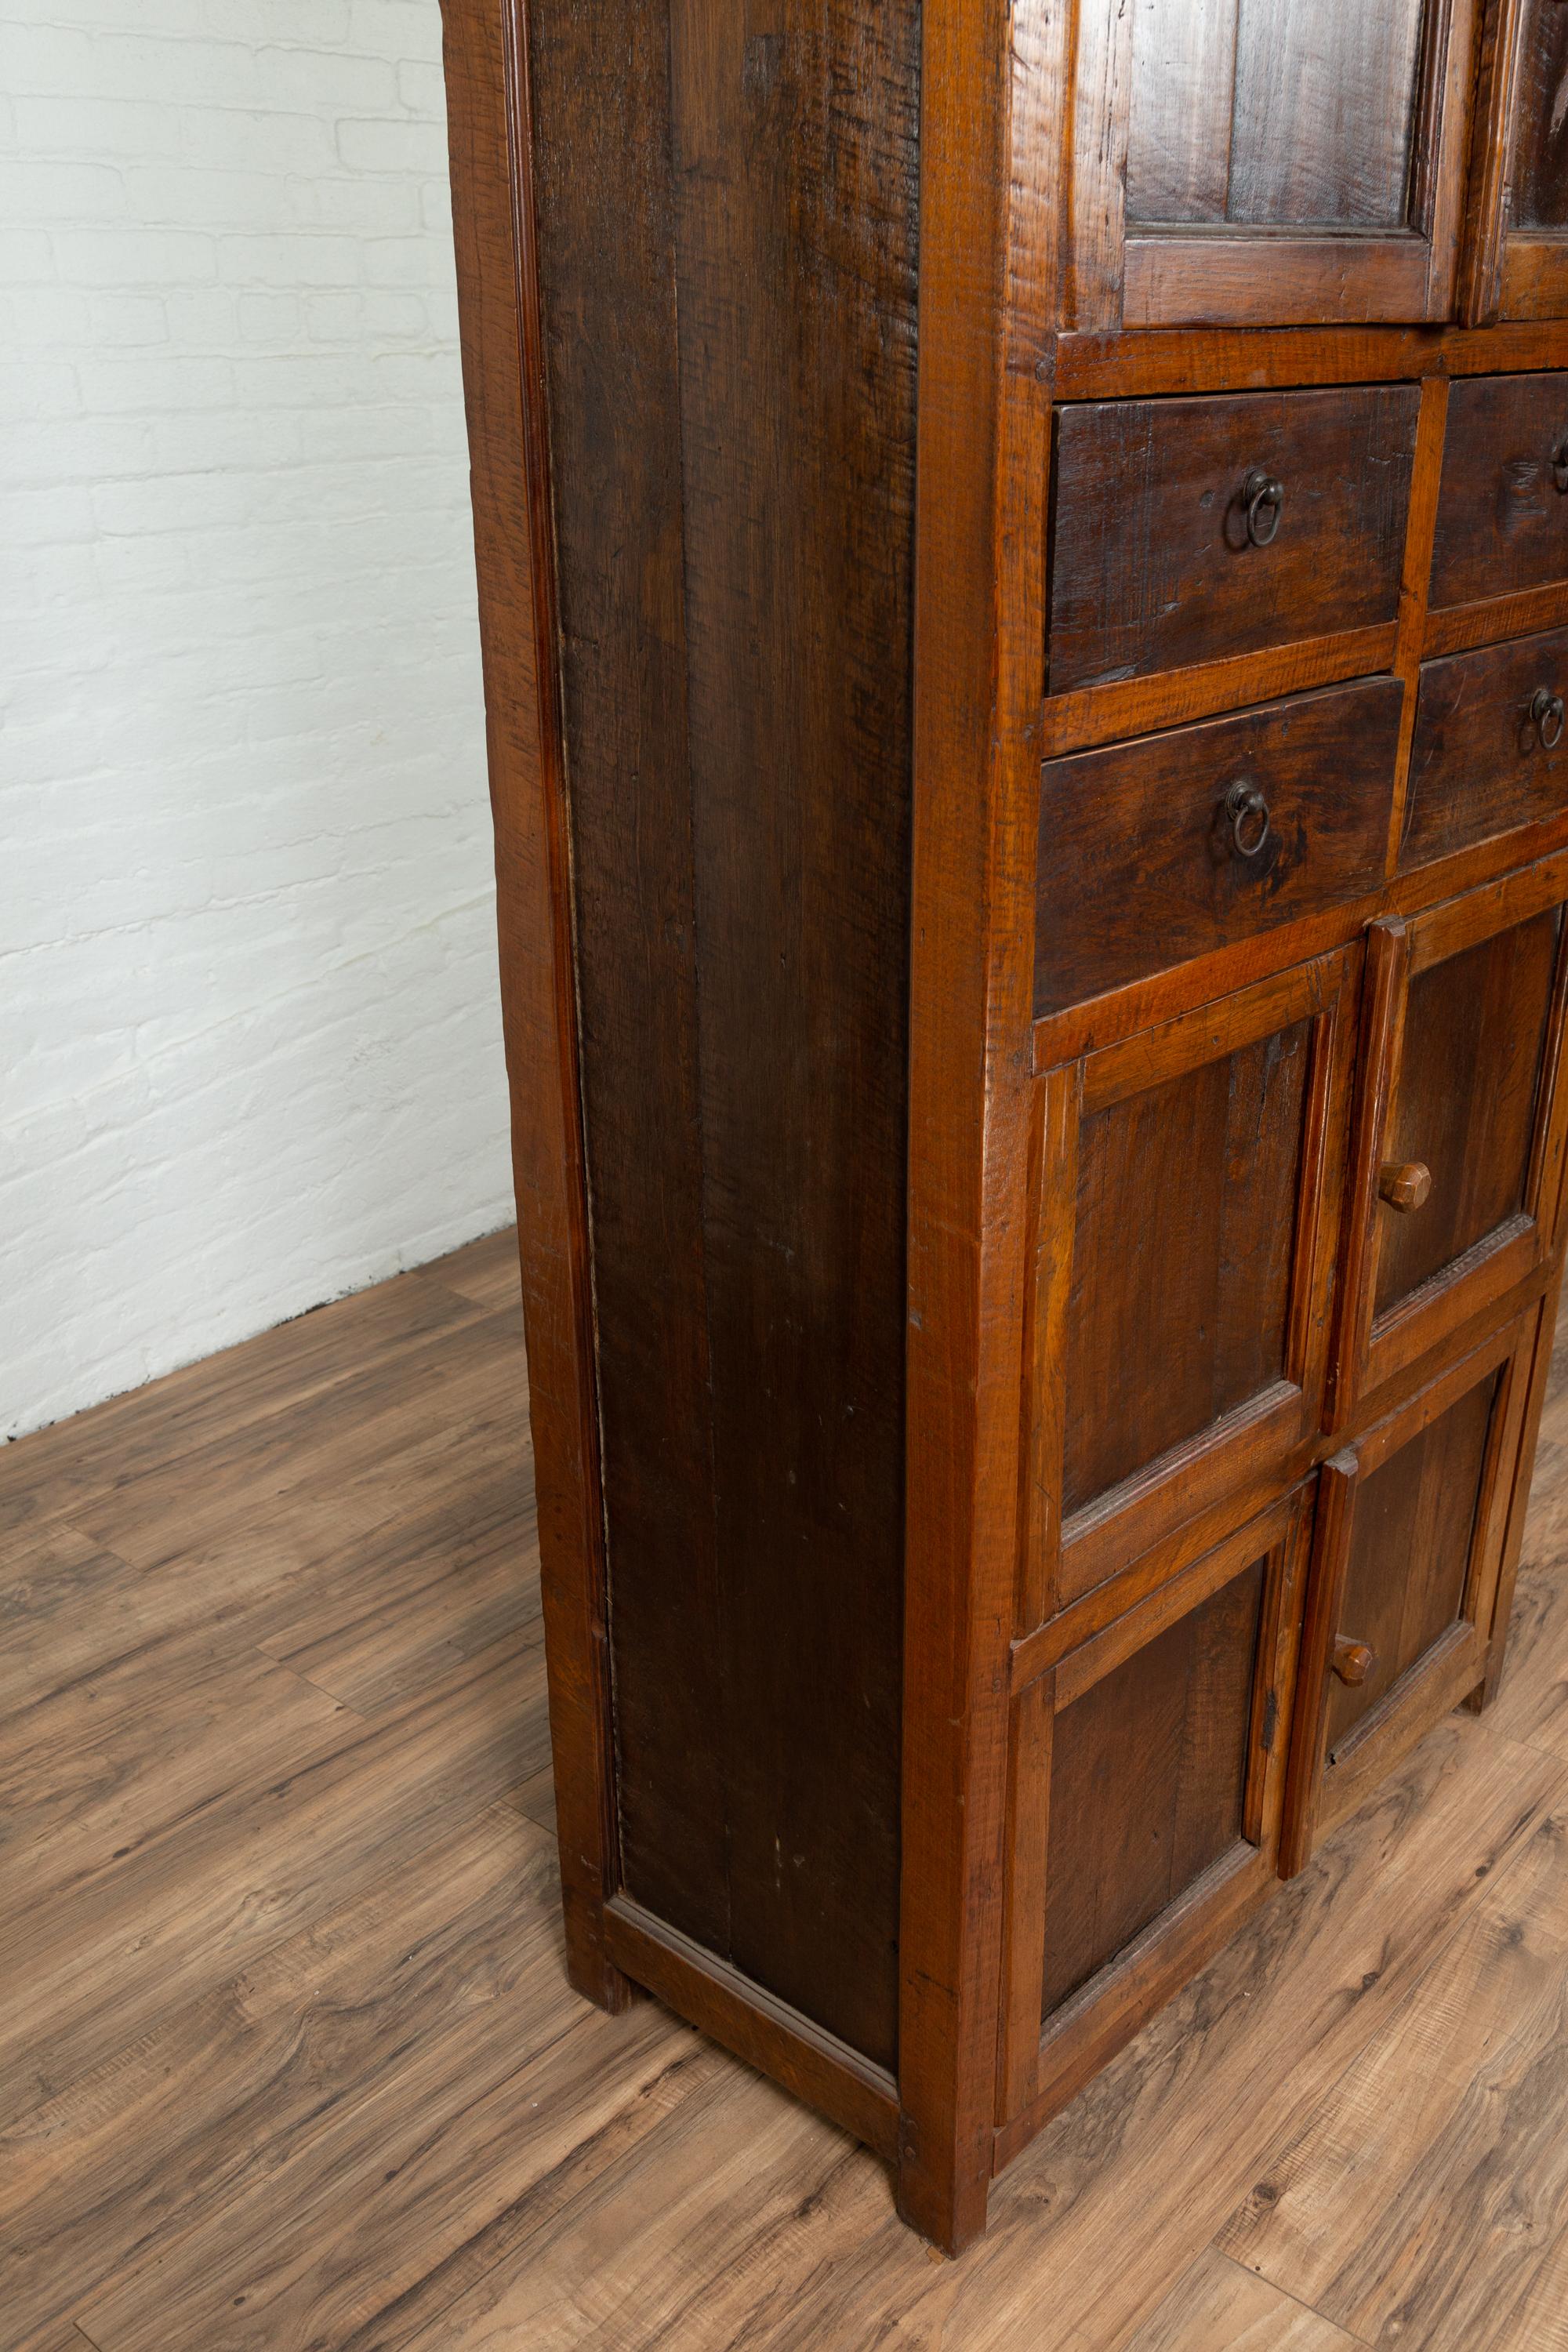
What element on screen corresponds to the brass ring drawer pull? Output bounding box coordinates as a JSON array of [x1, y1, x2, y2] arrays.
[[1379, 1160, 1432, 1213], [1532, 688, 1565, 750], [1224, 778, 1272, 859], [1243, 467, 1284, 547]]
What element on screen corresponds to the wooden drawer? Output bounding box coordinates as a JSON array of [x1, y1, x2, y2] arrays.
[[1285, 1315, 1537, 1870], [1429, 373, 1568, 613], [1047, 385, 1420, 695], [1400, 627, 1568, 873], [1036, 679, 1403, 1018]]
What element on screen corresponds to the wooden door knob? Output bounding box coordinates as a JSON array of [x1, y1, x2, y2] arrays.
[[1332, 1638, 1375, 1687], [1378, 1160, 1432, 1212]]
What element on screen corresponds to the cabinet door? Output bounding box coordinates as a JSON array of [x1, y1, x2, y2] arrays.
[[1333, 869, 1568, 1419], [998, 1490, 1310, 2136], [1064, 0, 1480, 328], [1284, 1315, 1535, 1868], [1023, 949, 1360, 1619], [1462, 0, 1568, 321]]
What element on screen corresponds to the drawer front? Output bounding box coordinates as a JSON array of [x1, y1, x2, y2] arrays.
[[1429, 372, 1568, 612], [1047, 385, 1420, 695], [1400, 626, 1568, 873], [1036, 678, 1402, 1019]]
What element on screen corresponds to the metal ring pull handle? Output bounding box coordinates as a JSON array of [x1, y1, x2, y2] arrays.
[[1532, 688, 1566, 750], [1224, 778, 1272, 859], [1554, 438, 1568, 495], [1243, 467, 1284, 547]]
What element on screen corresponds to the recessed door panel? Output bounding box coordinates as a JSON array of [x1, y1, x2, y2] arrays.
[[1065, 1025, 1308, 1514], [1333, 878, 1568, 1420], [1327, 1369, 1500, 1749], [1041, 1556, 1265, 2016], [1000, 1492, 1310, 2140], [1024, 951, 1359, 1621], [1068, 0, 1480, 329], [1512, 0, 1568, 232], [1286, 1317, 1535, 1874], [1127, 0, 1428, 234], [1374, 910, 1560, 1318]]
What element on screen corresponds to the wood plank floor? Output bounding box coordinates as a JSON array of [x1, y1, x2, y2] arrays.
[[6, 1230, 1568, 2350]]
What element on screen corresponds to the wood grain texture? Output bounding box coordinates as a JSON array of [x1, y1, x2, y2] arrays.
[[1036, 680, 1403, 1015], [515, 0, 922, 2067], [1040, 1560, 1265, 2017], [1116, 2246, 1359, 2350], [1430, 372, 1568, 612], [1047, 387, 1419, 692], [1375, 907, 1562, 1314], [1513, 0, 1568, 230], [1063, 1023, 1308, 1513], [1403, 627, 1568, 872], [1328, 1369, 1501, 1746], [893, 0, 1058, 2254], [1228, 0, 1428, 230], [441, 0, 626, 2015], [2, 1239, 1567, 2342]]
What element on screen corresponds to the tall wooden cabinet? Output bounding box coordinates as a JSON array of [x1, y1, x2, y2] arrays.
[[441, 0, 1568, 2253]]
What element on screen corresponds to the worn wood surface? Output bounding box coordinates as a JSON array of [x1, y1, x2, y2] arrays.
[[1403, 626, 1568, 871], [1120, 0, 1435, 247], [1036, 679, 1402, 1014], [7, 1229, 1568, 2343], [1047, 387, 1419, 691], [515, 0, 921, 2070]]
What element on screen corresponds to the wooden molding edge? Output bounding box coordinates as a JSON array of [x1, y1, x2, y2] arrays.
[[604, 1898, 900, 2163]]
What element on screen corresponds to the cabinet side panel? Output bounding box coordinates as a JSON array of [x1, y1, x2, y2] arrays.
[[440, 0, 625, 2005], [528, 0, 920, 2068], [527, 0, 729, 1951]]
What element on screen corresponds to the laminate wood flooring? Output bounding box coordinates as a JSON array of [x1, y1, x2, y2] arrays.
[[5, 1231, 1568, 2350]]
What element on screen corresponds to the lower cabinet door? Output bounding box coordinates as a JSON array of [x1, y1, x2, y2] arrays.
[[1284, 1310, 1537, 1871], [996, 1487, 1312, 2143]]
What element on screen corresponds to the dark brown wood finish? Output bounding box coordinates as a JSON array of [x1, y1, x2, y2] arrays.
[[1429, 373, 1568, 610], [895, 0, 1057, 2252], [1000, 1490, 1311, 2149], [1047, 388, 1420, 692], [1465, 0, 1568, 321], [1072, 0, 1483, 330], [1513, 0, 1568, 228], [525, 0, 920, 2069], [441, 0, 626, 2016], [443, 0, 1568, 2256], [1028, 951, 1359, 1619], [1036, 680, 1403, 1014], [1287, 1313, 1537, 1865], [1403, 626, 1568, 868]]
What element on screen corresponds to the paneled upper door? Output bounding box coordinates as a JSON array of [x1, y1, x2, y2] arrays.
[[1063, 0, 1481, 328], [1022, 947, 1361, 1624], [1463, 0, 1568, 320], [1332, 858, 1568, 1421]]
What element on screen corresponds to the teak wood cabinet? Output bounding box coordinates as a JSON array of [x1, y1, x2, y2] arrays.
[[441, 0, 1568, 2252]]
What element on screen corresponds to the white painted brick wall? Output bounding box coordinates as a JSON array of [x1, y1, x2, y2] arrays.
[[1, 0, 514, 1443]]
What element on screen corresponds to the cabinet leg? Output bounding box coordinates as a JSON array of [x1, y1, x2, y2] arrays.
[[895, 2121, 992, 2258], [561, 1886, 636, 2015]]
